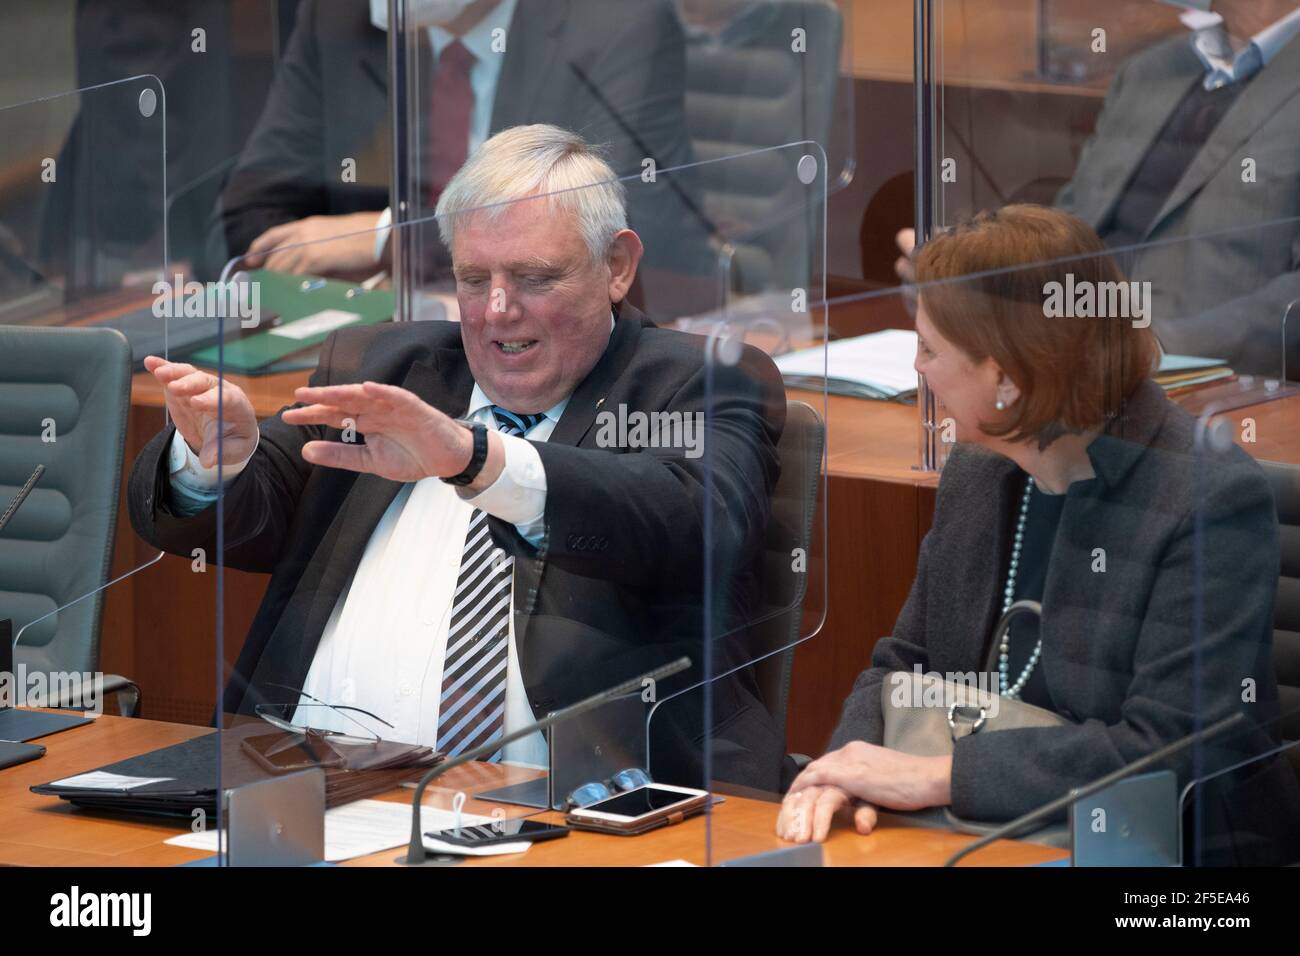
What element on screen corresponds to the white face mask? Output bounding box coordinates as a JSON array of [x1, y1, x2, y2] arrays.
[[369, 0, 480, 32]]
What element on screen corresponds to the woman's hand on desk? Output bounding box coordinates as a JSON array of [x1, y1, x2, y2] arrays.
[[776, 785, 879, 843], [787, 741, 953, 814]]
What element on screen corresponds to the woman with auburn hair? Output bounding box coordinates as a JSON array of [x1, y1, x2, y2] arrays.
[[777, 205, 1300, 865]]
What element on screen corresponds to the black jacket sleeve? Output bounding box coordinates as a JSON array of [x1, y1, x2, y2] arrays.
[[126, 333, 339, 574]]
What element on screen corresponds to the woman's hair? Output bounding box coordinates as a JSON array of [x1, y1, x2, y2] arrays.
[[914, 204, 1159, 448]]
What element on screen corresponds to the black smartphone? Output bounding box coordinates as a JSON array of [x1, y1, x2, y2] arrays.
[[0, 740, 46, 770], [426, 819, 571, 847]]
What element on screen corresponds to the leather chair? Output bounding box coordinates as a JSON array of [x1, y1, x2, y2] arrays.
[[683, 0, 843, 294], [0, 325, 140, 716]]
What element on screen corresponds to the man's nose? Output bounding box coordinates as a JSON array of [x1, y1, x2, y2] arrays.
[[485, 278, 523, 321]]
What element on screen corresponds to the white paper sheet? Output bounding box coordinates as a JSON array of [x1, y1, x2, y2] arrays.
[[775, 329, 920, 398], [50, 771, 174, 790], [164, 798, 514, 862], [268, 309, 362, 341]]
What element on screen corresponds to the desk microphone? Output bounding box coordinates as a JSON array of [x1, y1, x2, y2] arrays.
[[943, 711, 1245, 866], [0, 465, 43, 668], [400, 656, 692, 865], [0, 464, 43, 537]]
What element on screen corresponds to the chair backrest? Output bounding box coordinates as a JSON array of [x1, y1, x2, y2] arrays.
[[1259, 460, 1300, 779], [751, 400, 824, 742], [683, 0, 842, 293], [0, 325, 132, 675]]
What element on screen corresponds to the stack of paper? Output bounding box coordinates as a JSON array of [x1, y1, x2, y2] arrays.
[[775, 330, 1234, 401], [775, 329, 920, 400], [1155, 353, 1233, 393]]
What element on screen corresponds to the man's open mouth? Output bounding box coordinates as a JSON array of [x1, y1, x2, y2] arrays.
[[494, 340, 537, 354]]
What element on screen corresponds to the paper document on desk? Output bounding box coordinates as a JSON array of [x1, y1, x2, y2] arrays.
[[775, 329, 920, 400], [268, 309, 361, 341], [51, 771, 174, 790], [165, 798, 497, 862], [1155, 353, 1232, 392], [421, 836, 531, 857]]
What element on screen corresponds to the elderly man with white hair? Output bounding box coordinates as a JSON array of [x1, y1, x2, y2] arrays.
[[128, 124, 787, 790]]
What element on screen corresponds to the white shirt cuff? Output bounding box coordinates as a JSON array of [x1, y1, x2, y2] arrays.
[[168, 428, 258, 494], [374, 206, 393, 263], [458, 432, 547, 546]]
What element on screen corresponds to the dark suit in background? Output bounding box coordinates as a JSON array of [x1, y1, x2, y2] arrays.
[[829, 380, 1300, 865], [1057, 32, 1300, 375], [209, 0, 704, 295], [127, 303, 788, 791]]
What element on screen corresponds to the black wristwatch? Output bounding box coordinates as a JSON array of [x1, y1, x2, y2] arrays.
[[441, 420, 489, 486]]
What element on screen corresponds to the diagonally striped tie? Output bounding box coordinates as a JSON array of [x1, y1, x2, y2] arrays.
[[435, 408, 546, 762]]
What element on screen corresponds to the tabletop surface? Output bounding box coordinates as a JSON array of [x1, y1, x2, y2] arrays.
[[0, 715, 1067, 867]]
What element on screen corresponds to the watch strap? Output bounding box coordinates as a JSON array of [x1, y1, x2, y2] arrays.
[[442, 421, 489, 486]]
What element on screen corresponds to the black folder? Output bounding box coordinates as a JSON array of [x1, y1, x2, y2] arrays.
[[31, 721, 439, 818]]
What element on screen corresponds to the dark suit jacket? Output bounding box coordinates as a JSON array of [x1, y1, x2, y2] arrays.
[[127, 303, 787, 790], [208, 0, 700, 280], [829, 380, 1300, 865], [1057, 32, 1300, 375]]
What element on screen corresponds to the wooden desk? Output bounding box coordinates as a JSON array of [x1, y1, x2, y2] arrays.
[[0, 715, 1066, 867]]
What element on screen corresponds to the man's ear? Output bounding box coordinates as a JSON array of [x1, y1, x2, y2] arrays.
[[605, 229, 644, 304]]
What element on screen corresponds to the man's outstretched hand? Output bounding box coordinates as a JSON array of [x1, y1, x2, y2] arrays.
[[285, 381, 503, 490]]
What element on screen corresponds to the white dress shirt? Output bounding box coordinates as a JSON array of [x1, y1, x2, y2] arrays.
[[165, 313, 616, 766], [292, 384, 562, 766], [1186, 7, 1300, 90], [168, 394, 555, 765]]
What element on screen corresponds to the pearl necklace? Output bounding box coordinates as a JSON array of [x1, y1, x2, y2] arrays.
[[999, 476, 1042, 698]]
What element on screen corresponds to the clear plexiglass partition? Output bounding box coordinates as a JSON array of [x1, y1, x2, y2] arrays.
[[386, 0, 855, 325], [0, 76, 173, 739], [0, 72, 263, 855], [205, 144, 824, 865], [765, 211, 1300, 868], [916, 0, 1300, 476]]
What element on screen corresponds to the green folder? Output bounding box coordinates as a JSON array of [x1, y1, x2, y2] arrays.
[[186, 270, 394, 374]]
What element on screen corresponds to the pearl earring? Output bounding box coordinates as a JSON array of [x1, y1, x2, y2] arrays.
[[994, 398, 1006, 411]]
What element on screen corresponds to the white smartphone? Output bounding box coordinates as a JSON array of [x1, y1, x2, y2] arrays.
[[566, 782, 709, 833]]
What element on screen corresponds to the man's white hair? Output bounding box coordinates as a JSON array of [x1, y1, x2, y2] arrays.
[[435, 124, 628, 262]]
